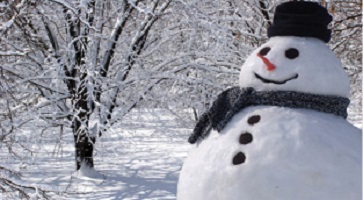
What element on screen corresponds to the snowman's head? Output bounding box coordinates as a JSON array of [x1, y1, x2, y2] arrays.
[[239, 36, 350, 98], [239, 1, 350, 98]]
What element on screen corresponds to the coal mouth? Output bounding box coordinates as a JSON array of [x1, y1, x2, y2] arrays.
[[254, 73, 298, 85]]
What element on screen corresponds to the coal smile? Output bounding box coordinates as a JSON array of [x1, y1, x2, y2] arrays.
[[254, 73, 298, 85]]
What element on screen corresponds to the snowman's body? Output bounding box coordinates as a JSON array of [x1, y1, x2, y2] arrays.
[[178, 106, 361, 200], [177, 32, 362, 199]]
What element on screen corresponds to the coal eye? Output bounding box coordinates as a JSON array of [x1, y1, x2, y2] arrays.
[[259, 47, 271, 56], [285, 48, 299, 59]]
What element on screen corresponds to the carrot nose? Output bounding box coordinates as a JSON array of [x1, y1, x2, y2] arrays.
[[257, 53, 276, 71]]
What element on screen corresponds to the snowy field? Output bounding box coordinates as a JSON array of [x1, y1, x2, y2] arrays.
[[1, 108, 361, 199], [1, 109, 192, 200]]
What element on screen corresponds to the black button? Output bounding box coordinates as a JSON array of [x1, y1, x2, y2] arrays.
[[247, 115, 261, 125], [232, 152, 246, 165], [239, 132, 253, 144]]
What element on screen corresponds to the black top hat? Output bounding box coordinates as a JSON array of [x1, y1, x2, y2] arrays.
[[267, 1, 333, 43]]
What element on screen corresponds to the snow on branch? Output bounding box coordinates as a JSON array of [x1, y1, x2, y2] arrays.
[[0, 164, 87, 200], [0, 51, 26, 56], [48, 0, 77, 14], [100, 3, 134, 76], [0, 165, 56, 199], [0, 17, 16, 35]]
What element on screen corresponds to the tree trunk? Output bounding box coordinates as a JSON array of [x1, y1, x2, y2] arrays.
[[72, 72, 95, 171], [74, 129, 95, 170]]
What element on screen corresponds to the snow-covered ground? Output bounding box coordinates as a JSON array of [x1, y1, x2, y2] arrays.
[[0, 108, 361, 199], [1, 109, 192, 200], [348, 108, 362, 129]]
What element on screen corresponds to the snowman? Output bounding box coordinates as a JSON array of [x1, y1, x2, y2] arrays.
[[177, 1, 362, 200]]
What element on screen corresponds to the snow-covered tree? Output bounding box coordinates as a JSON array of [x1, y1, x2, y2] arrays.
[[328, 0, 362, 117], [1, 0, 175, 172]]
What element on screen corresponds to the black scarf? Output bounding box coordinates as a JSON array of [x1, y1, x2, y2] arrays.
[[188, 87, 350, 144]]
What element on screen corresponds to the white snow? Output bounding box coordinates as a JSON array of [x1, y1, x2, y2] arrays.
[[0, 109, 191, 199], [239, 36, 350, 98], [0, 108, 361, 199], [178, 106, 362, 200]]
